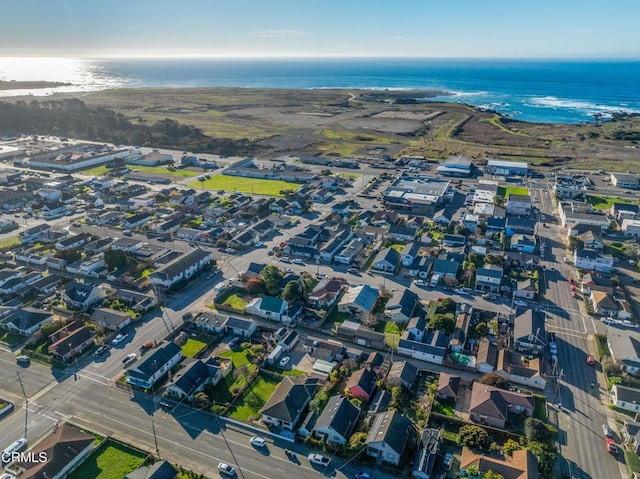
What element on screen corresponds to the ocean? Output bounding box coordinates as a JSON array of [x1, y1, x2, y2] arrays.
[[1, 57, 639, 124]]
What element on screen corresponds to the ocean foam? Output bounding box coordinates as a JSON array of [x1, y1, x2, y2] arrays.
[[528, 96, 640, 114]]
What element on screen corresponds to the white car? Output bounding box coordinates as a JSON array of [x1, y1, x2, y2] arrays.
[[623, 320, 639, 329], [292, 259, 304, 265], [279, 356, 290, 367], [111, 333, 128, 346], [308, 454, 330, 466], [444, 453, 454, 469], [414, 280, 426, 287], [285, 268, 294, 273], [250, 436, 266, 447], [217, 462, 236, 476], [514, 300, 527, 307], [122, 353, 137, 366]]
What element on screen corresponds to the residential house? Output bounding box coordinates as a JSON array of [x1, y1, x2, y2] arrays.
[[386, 361, 418, 389], [475, 265, 503, 293], [366, 410, 413, 466], [432, 259, 459, 280], [462, 213, 479, 233], [591, 291, 620, 317], [224, 316, 258, 338], [48, 326, 95, 362], [150, 248, 212, 288], [406, 316, 427, 342], [449, 307, 471, 353], [166, 357, 231, 400], [412, 429, 441, 479], [574, 248, 613, 273], [19, 222, 51, 244], [372, 210, 399, 228], [260, 377, 320, 430], [30, 274, 62, 295], [442, 234, 466, 248], [409, 256, 434, 279], [334, 238, 364, 264], [319, 228, 353, 262], [270, 198, 290, 213], [365, 352, 385, 373], [460, 447, 540, 479], [126, 342, 183, 389], [581, 274, 614, 295], [63, 282, 106, 311], [622, 219, 640, 238], [338, 285, 379, 322], [486, 217, 506, 235], [576, 230, 604, 250], [313, 395, 360, 446], [308, 278, 345, 308], [55, 234, 88, 251], [607, 330, 640, 376], [345, 367, 377, 402], [496, 350, 547, 390], [610, 385, 640, 414], [125, 460, 178, 479], [12, 423, 95, 479], [514, 309, 546, 354], [121, 212, 152, 229], [91, 307, 131, 331], [623, 421, 640, 455], [0, 267, 24, 290], [331, 201, 352, 216], [611, 202, 639, 221], [398, 329, 449, 365], [514, 278, 536, 300], [506, 217, 535, 237], [1, 307, 54, 337], [401, 242, 421, 267], [469, 383, 535, 429], [387, 225, 416, 243], [511, 234, 536, 253], [436, 373, 461, 400], [372, 247, 401, 273], [432, 207, 454, 226], [506, 194, 532, 216], [245, 295, 287, 321], [385, 289, 420, 324]]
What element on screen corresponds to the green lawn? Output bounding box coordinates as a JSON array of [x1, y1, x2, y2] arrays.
[[181, 338, 207, 358], [0, 236, 20, 250], [390, 243, 405, 253], [227, 374, 281, 421], [68, 439, 147, 479], [625, 450, 640, 476], [432, 399, 456, 417], [187, 175, 300, 196], [0, 331, 25, 347], [497, 186, 529, 199], [326, 309, 352, 330], [585, 194, 633, 211], [219, 348, 252, 368], [79, 165, 110, 176], [130, 165, 200, 177], [222, 293, 248, 311], [384, 321, 402, 348], [533, 396, 548, 422]]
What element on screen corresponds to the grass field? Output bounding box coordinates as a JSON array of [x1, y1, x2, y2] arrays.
[[384, 321, 402, 348], [585, 194, 634, 211], [0, 236, 20, 250], [68, 439, 147, 479], [130, 165, 200, 177], [222, 293, 248, 311], [80, 165, 110, 176], [497, 186, 530, 199], [0, 330, 25, 347], [219, 348, 252, 368], [187, 175, 300, 196], [227, 374, 280, 421], [181, 338, 207, 358]]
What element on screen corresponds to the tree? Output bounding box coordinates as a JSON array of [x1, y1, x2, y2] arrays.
[[527, 441, 557, 478], [503, 438, 523, 456], [459, 425, 489, 449], [347, 432, 368, 453], [104, 249, 131, 271], [429, 313, 455, 334], [440, 297, 457, 313], [524, 418, 557, 443], [567, 235, 584, 252], [474, 322, 489, 337], [478, 373, 510, 390], [484, 471, 505, 479], [466, 465, 480, 478], [283, 280, 301, 302], [245, 277, 266, 295], [193, 392, 209, 409], [261, 264, 283, 296]]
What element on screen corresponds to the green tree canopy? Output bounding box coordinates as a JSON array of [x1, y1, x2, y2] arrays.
[[459, 425, 489, 450], [478, 373, 510, 390], [283, 280, 301, 302], [261, 264, 283, 296]]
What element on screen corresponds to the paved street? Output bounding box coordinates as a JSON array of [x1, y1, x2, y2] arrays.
[[534, 183, 625, 479]]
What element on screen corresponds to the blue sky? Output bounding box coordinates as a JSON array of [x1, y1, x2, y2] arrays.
[[1, 0, 638, 58]]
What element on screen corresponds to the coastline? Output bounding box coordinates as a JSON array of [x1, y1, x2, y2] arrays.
[[0, 80, 72, 91]]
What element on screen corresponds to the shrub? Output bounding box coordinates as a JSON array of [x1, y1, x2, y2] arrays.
[[459, 425, 489, 449]]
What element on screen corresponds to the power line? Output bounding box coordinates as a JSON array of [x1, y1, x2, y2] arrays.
[[16, 370, 28, 440]]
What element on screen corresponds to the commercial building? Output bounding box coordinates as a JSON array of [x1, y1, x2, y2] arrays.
[[383, 176, 450, 215], [611, 173, 639, 190], [436, 156, 473, 177], [622, 219, 640, 237], [486, 159, 528, 176]]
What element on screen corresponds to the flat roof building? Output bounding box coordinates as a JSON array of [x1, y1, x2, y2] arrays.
[[384, 176, 450, 215], [436, 156, 473, 177], [487, 159, 528, 176]]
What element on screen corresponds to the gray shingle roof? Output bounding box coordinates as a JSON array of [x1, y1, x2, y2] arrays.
[[366, 410, 412, 455], [314, 395, 359, 439]]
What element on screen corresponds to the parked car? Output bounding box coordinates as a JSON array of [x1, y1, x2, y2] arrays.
[[122, 353, 137, 366], [279, 257, 291, 263], [514, 300, 527, 307], [347, 267, 359, 274], [586, 355, 596, 365], [122, 230, 133, 236], [292, 259, 304, 265], [94, 345, 110, 357], [606, 438, 619, 455], [285, 268, 294, 273], [355, 473, 372, 479], [139, 341, 154, 353], [217, 462, 237, 476], [2, 438, 27, 464], [250, 436, 266, 448], [602, 424, 613, 438], [414, 280, 426, 287], [444, 453, 454, 469], [279, 356, 290, 367], [111, 333, 128, 346], [308, 454, 330, 466], [16, 355, 30, 365]]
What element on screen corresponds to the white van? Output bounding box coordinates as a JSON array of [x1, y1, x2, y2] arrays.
[[2, 438, 27, 464]]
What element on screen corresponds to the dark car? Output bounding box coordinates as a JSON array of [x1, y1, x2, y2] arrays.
[[94, 344, 110, 357]]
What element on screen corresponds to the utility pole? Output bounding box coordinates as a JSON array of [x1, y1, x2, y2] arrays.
[[151, 419, 161, 459], [16, 371, 28, 440]]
